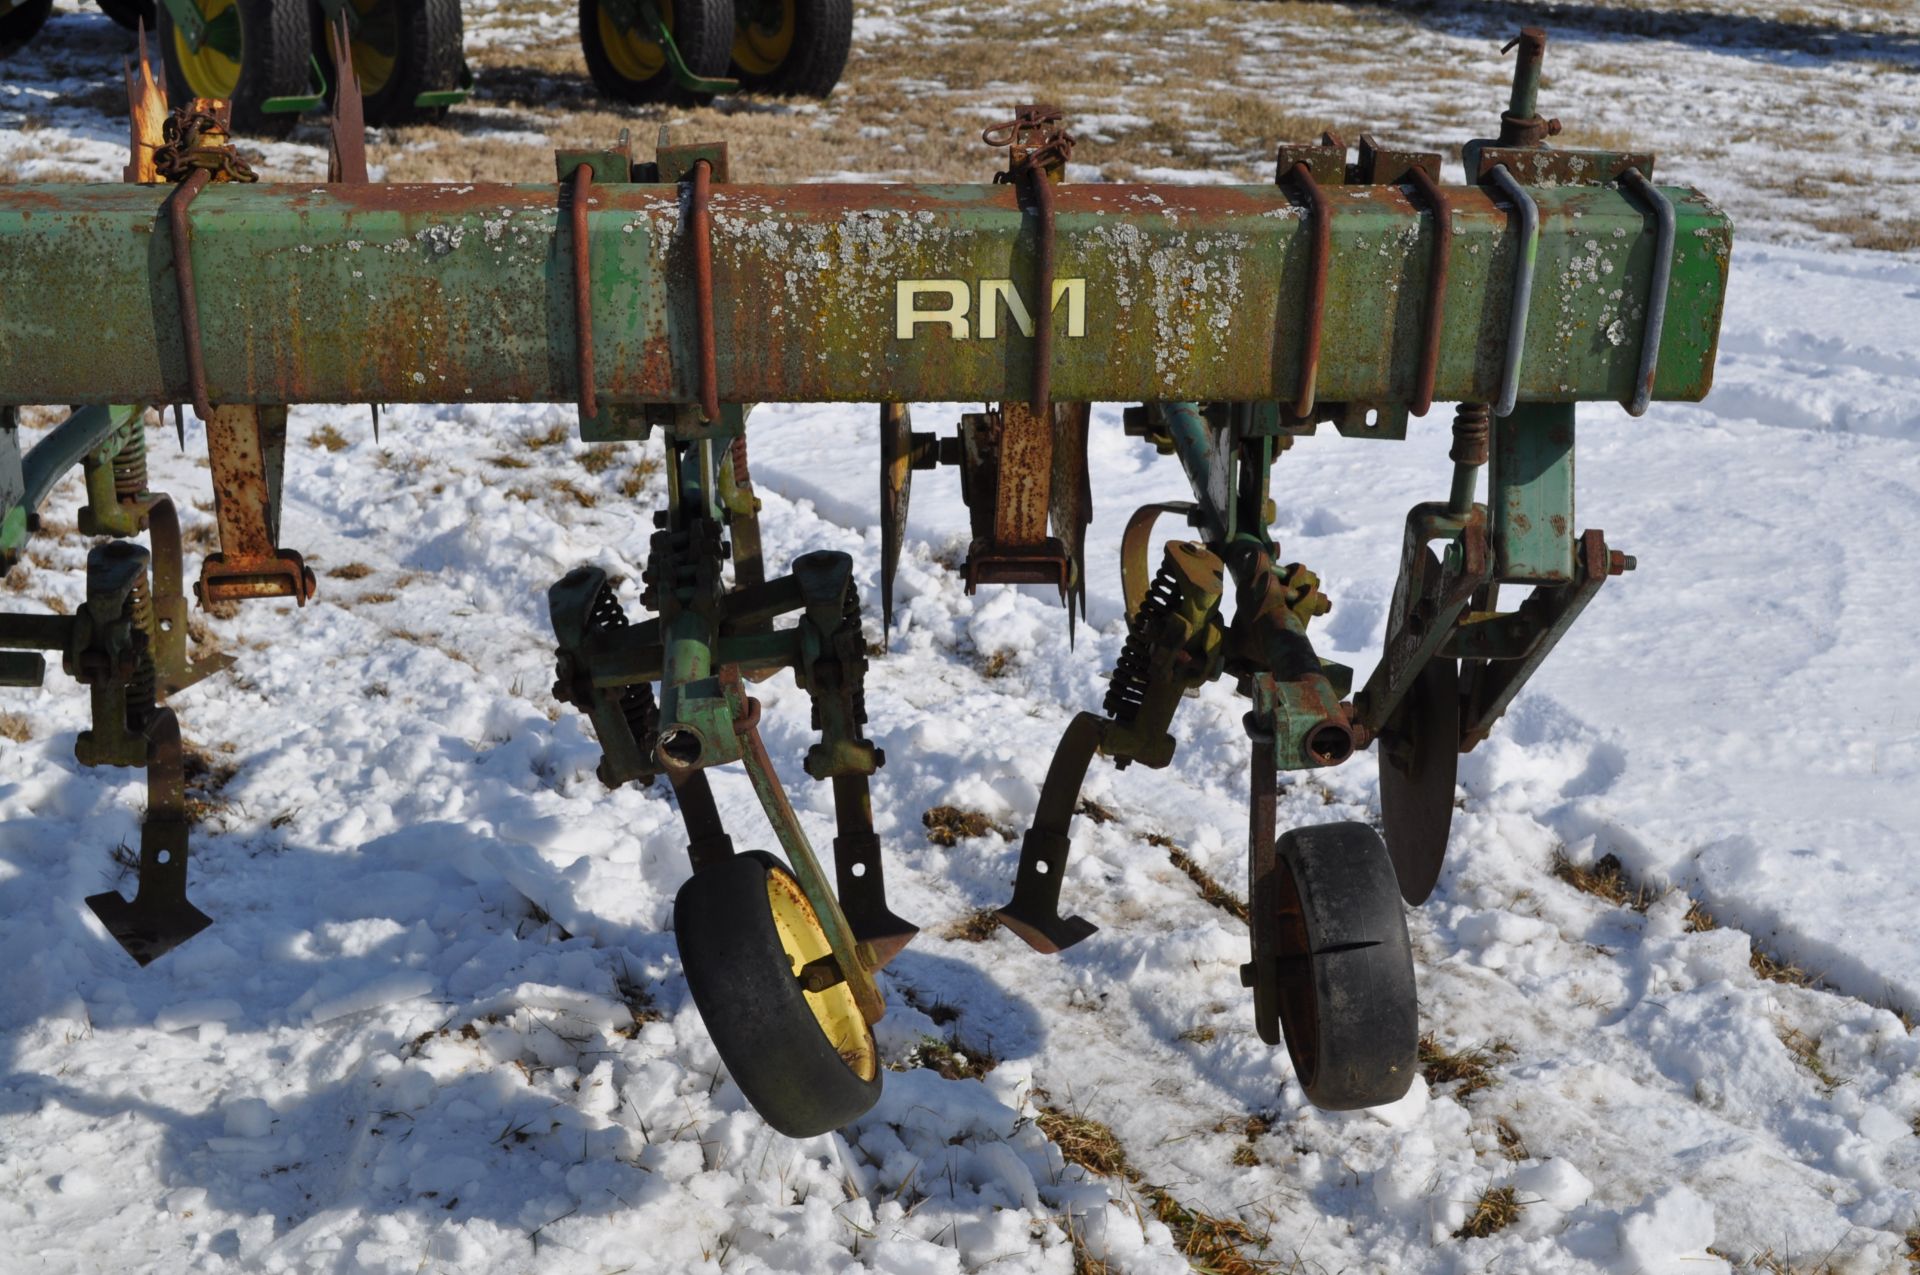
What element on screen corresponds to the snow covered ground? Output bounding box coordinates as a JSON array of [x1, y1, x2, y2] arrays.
[[4, 1, 1920, 1273]]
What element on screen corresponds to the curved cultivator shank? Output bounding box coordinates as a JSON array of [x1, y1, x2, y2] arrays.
[[0, 28, 1729, 1132]]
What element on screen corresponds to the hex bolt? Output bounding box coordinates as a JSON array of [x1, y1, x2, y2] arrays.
[[1608, 551, 1637, 575]]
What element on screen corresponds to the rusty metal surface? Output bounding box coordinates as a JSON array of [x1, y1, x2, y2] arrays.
[[324, 14, 368, 185], [197, 406, 316, 605], [690, 159, 720, 424], [165, 169, 214, 422], [1282, 161, 1332, 419], [1405, 164, 1452, 418], [0, 179, 1731, 410], [1473, 146, 1655, 187], [569, 163, 600, 421]]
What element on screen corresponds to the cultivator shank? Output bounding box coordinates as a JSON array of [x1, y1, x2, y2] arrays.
[[0, 29, 1730, 1131]]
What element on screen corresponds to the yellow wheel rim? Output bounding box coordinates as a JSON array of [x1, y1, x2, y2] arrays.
[[731, 0, 794, 77], [599, 0, 671, 84], [346, 0, 400, 98], [765, 865, 877, 1082], [172, 0, 243, 100]]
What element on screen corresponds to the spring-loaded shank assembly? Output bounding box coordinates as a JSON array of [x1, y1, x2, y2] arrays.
[[0, 29, 1728, 1132]]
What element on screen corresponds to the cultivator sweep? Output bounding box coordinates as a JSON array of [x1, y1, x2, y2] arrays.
[[0, 29, 1729, 1133]]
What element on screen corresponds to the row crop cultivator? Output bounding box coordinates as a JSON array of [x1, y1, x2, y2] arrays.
[[0, 29, 1730, 1135], [1, 0, 850, 135]]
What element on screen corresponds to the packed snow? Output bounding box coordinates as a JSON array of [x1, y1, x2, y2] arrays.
[[4, 1, 1920, 1273]]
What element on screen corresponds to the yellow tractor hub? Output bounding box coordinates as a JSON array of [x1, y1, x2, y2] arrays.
[[172, 0, 243, 100], [600, 0, 672, 82], [765, 865, 877, 1081], [731, 0, 794, 76], [347, 0, 399, 97]]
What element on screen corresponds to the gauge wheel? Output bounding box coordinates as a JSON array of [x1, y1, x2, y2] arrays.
[[675, 850, 881, 1136], [1264, 822, 1419, 1111], [95, 0, 157, 33], [327, 0, 465, 126], [581, 0, 732, 105], [159, 0, 312, 137], [729, 0, 848, 98], [0, 0, 54, 59]]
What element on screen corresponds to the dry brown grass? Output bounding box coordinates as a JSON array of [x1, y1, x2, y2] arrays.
[[309, 424, 351, 452], [1420, 1033, 1513, 1103], [1453, 1185, 1523, 1240], [941, 908, 1003, 942], [1148, 833, 1249, 923], [1813, 215, 1920, 254], [1037, 1103, 1283, 1273], [898, 1033, 999, 1081], [326, 563, 376, 580], [1552, 850, 1653, 911], [0, 711, 31, 742], [922, 805, 1008, 846]]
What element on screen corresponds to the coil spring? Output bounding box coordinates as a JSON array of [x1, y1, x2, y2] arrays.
[[587, 581, 658, 747], [1450, 402, 1491, 466], [126, 572, 157, 732], [112, 417, 150, 501], [1103, 558, 1181, 724]]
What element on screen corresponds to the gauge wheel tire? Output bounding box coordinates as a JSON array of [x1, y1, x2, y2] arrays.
[[729, 0, 849, 98], [95, 0, 157, 33], [580, 0, 733, 106], [674, 850, 882, 1136], [1270, 822, 1419, 1111], [0, 0, 54, 59], [325, 0, 465, 126], [159, 0, 312, 137]]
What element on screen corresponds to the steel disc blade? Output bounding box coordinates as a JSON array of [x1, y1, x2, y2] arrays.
[[1379, 549, 1459, 904], [879, 403, 912, 637]]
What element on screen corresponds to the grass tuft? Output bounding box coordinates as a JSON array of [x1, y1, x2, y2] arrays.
[[1453, 1185, 1523, 1240], [899, 1033, 999, 1081], [326, 562, 375, 580], [309, 424, 351, 452], [0, 711, 30, 742], [1419, 1033, 1512, 1103], [922, 805, 1009, 846], [1552, 850, 1652, 911], [1147, 833, 1249, 922], [941, 908, 1003, 942]]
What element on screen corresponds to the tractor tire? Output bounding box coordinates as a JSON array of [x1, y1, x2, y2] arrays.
[[674, 850, 882, 1136], [580, 0, 732, 106], [326, 0, 466, 127], [159, 0, 312, 138], [729, 0, 849, 98], [95, 0, 158, 33], [0, 0, 53, 60]]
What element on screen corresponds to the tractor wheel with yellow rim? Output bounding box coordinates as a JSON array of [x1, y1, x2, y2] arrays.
[[674, 850, 881, 1136], [729, 0, 848, 98], [95, 0, 158, 34], [579, 0, 732, 105], [158, 0, 311, 137], [0, 0, 53, 60], [322, 0, 466, 126]]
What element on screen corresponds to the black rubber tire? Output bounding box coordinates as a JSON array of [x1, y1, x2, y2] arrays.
[[1271, 822, 1419, 1111], [0, 0, 53, 59], [674, 850, 882, 1136], [95, 0, 157, 33], [325, 0, 465, 126], [729, 0, 849, 98], [158, 0, 312, 138], [580, 0, 733, 106]]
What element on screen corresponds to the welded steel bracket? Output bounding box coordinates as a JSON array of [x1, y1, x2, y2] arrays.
[[197, 406, 317, 606]]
